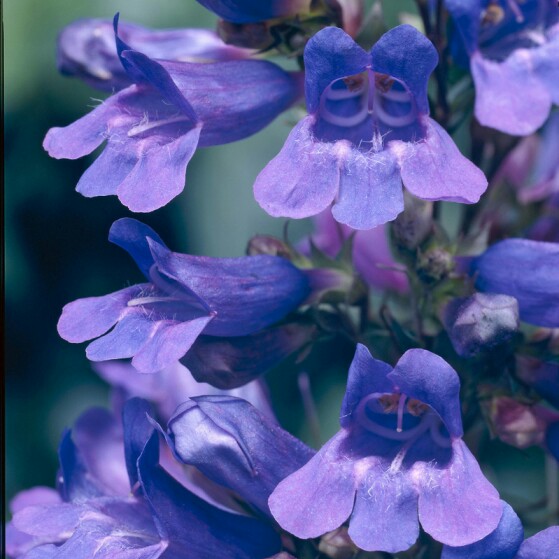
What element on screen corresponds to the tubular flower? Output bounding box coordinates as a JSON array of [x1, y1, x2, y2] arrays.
[[57, 218, 311, 374], [269, 344, 502, 553], [446, 0, 559, 135], [6, 400, 281, 559], [56, 17, 253, 91], [254, 25, 487, 230], [166, 395, 316, 518], [195, 0, 312, 23], [44, 15, 302, 212]]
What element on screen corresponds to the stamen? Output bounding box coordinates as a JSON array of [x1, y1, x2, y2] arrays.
[[127, 295, 183, 307], [319, 95, 370, 128], [355, 394, 434, 441], [396, 394, 407, 433], [127, 115, 192, 137], [507, 0, 524, 23]]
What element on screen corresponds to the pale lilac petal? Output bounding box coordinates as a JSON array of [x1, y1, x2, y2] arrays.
[[394, 117, 487, 204], [85, 313, 155, 362], [348, 468, 419, 553], [471, 51, 551, 136], [43, 95, 124, 159], [269, 430, 356, 539], [131, 316, 213, 373], [417, 440, 502, 546], [253, 117, 341, 219], [331, 149, 404, 230], [11, 503, 81, 539], [10, 488, 61, 514], [116, 126, 202, 212], [57, 286, 146, 343]]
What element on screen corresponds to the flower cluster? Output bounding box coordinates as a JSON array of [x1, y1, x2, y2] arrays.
[[8, 1, 559, 558]]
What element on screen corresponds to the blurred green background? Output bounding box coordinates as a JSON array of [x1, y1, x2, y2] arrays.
[[5, 0, 547, 525]]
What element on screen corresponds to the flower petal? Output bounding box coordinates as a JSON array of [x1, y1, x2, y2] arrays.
[[471, 51, 551, 136], [332, 148, 403, 229], [254, 117, 342, 220], [416, 440, 502, 546], [269, 430, 356, 539], [394, 117, 487, 204]]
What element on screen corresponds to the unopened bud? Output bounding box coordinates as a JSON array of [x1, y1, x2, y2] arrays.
[[443, 293, 519, 357], [318, 526, 357, 559], [218, 20, 272, 49], [417, 247, 454, 283], [392, 192, 433, 250], [485, 396, 559, 450], [247, 235, 293, 259]]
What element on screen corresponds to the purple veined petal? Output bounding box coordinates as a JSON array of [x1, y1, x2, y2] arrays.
[[516, 526, 559, 559], [109, 218, 166, 279], [116, 125, 202, 213], [471, 50, 552, 136], [167, 395, 314, 517], [254, 116, 343, 219], [388, 348, 463, 438], [138, 430, 282, 559], [416, 439, 502, 546], [85, 313, 157, 363], [147, 240, 310, 337], [182, 323, 315, 389], [43, 94, 126, 160], [441, 500, 524, 559], [57, 18, 253, 92], [57, 285, 147, 344], [268, 430, 357, 539], [331, 147, 404, 230], [393, 117, 488, 204], [196, 0, 311, 23], [72, 408, 130, 496], [131, 316, 214, 374], [156, 58, 303, 147], [340, 344, 394, 428], [303, 26, 370, 113], [371, 24, 438, 115], [471, 239, 559, 328], [117, 41, 198, 122], [348, 465, 419, 553]]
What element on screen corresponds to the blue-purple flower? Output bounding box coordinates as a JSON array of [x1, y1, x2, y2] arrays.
[[166, 395, 316, 518], [7, 399, 281, 559], [469, 238, 559, 327], [254, 25, 487, 230], [44, 15, 302, 212], [57, 17, 253, 92], [57, 218, 312, 375], [269, 344, 502, 552], [446, 0, 559, 135], [195, 0, 311, 23]]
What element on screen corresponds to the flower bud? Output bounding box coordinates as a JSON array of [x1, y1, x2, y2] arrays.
[[318, 527, 357, 559], [443, 293, 519, 357], [417, 247, 454, 283], [247, 235, 293, 259], [485, 396, 559, 450], [392, 192, 433, 250]]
